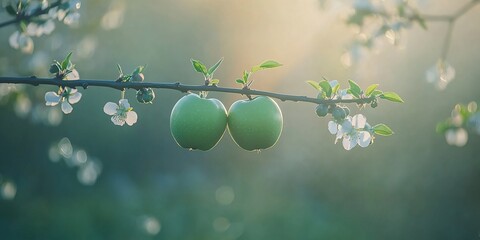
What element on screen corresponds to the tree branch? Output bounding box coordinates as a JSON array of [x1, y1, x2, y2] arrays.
[[0, 76, 375, 105], [453, 0, 479, 19], [0, 0, 62, 29]]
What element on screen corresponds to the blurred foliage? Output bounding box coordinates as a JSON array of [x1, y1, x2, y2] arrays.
[[1, 0, 480, 239]]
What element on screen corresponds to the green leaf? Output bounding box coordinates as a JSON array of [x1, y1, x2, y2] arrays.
[[19, 20, 27, 32], [397, 5, 405, 17], [380, 92, 404, 103], [5, 5, 17, 15], [453, 104, 472, 121], [370, 90, 383, 96], [373, 124, 394, 136], [207, 57, 224, 76], [117, 64, 123, 75], [346, 9, 373, 26], [318, 80, 332, 98], [61, 52, 73, 70], [236, 79, 245, 85], [259, 60, 282, 68], [133, 65, 145, 75], [436, 121, 452, 134], [190, 59, 207, 75], [243, 70, 250, 83], [365, 84, 379, 96], [209, 79, 220, 86], [414, 15, 428, 30], [251, 60, 282, 73], [306, 80, 321, 91], [332, 84, 340, 95], [17, 1, 22, 12], [348, 79, 362, 98]]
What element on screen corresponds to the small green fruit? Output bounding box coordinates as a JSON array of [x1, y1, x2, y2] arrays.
[[136, 88, 155, 103], [170, 93, 227, 151], [332, 106, 346, 121], [131, 73, 144, 82], [315, 104, 329, 117], [371, 101, 378, 108], [228, 96, 283, 151]]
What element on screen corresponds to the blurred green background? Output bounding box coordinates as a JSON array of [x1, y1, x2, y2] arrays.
[[1, 0, 480, 239]]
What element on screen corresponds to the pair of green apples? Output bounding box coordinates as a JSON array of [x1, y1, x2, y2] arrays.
[[170, 93, 283, 151]]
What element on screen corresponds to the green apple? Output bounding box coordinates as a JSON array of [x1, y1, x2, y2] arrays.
[[170, 93, 227, 151], [227, 96, 283, 151]]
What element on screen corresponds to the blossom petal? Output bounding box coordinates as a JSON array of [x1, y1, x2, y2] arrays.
[[26, 22, 41, 37], [61, 101, 73, 114], [119, 99, 130, 109], [358, 131, 371, 148], [329, 80, 338, 88], [340, 119, 353, 133], [337, 89, 353, 100], [445, 128, 468, 147], [45, 91, 61, 106], [341, 93, 353, 100], [352, 114, 366, 129], [42, 20, 55, 35], [103, 102, 118, 115], [68, 91, 82, 104], [48, 8, 58, 18], [342, 135, 357, 150], [57, 9, 67, 20], [65, 69, 80, 80], [18, 34, 34, 54], [9, 31, 20, 49], [328, 121, 338, 134], [125, 111, 138, 126], [335, 130, 343, 144], [111, 115, 125, 126]]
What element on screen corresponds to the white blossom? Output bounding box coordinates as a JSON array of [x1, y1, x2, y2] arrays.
[[426, 60, 455, 90], [9, 31, 34, 54], [65, 69, 80, 80], [26, 20, 56, 37], [64, 12, 80, 26], [445, 128, 468, 147], [45, 88, 82, 114], [328, 80, 353, 100], [103, 99, 137, 126], [328, 114, 373, 150]]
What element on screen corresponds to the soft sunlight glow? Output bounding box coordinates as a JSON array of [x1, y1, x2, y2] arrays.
[[1, 181, 16, 200], [213, 217, 230, 232], [141, 216, 161, 235], [215, 185, 235, 205]]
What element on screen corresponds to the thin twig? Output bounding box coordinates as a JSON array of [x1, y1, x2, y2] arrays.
[[441, 20, 455, 60], [0, 0, 62, 29], [0, 76, 375, 105], [453, 0, 479, 19]]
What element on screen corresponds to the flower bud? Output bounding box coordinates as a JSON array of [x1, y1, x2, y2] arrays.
[[136, 88, 155, 103], [315, 104, 329, 117], [332, 106, 346, 121], [131, 73, 144, 82]]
